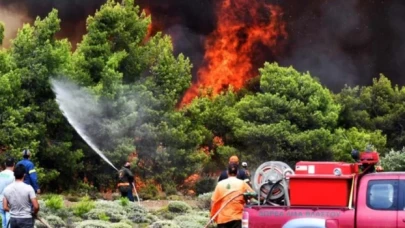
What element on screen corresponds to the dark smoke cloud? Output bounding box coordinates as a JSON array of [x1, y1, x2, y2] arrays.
[[1, 0, 405, 91]]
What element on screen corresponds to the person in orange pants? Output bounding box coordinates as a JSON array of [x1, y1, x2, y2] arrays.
[[211, 163, 255, 228]]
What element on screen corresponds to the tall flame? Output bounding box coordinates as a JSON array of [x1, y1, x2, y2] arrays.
[[180, 0, 287, 107]]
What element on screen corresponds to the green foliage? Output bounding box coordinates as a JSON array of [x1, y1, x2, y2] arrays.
[[336, 75, 405, 152], [163, 182, 178, 196], [111, 222, 133, 228], [173, 214, 208, 228], [43, 215, 66, 227], [195, 176, 216, 195], [381, 148, 405, 171], [98, 212, 110, 221], [44, 194, 64, 210], [1, 0, 405, 195], [73, 196, 95, 217], [196, 192, 213, 210], [140, 184, 159, 200], [150, 220, 180, 228], [75, 220, 112, 228], [167, 201, 192, 213], [119, 197, 130, 207]]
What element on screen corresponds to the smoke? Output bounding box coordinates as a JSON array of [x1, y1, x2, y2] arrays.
[[0, 5, 30, 47], [2, 0, 405, 92], [51, 77, 119, 171]]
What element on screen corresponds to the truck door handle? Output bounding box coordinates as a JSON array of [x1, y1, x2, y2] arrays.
[[403, 219, 405, 223]]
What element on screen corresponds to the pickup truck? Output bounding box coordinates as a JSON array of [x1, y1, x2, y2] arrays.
[[243, 170, 405, 228]]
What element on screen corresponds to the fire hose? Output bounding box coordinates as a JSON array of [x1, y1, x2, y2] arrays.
[[203, 191, 257, 228], [132, 182, 141, 206]]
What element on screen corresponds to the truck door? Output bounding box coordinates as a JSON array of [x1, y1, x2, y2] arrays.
[[396, 179, 405, 228], [357, 179, 399, 228]]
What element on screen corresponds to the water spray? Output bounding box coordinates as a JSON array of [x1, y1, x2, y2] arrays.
[[51, 78, 118, 171]]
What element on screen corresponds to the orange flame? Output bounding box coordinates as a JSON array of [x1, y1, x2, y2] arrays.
[[180, 0, 287, 107]]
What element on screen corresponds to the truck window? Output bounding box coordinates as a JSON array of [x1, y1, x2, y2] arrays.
[[366, 180, 398, 210]]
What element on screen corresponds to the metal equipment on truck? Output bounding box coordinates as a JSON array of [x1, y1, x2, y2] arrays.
[[243, 149, 405, 228]]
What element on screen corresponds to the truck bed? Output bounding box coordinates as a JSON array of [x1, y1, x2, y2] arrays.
[[244, 205, 355, 228]]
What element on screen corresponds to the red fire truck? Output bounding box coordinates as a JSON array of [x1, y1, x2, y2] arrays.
[[243, 149, 404, 228]]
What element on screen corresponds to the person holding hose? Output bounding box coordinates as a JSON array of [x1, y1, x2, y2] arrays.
[[210, 163, 255, 228], [117, 162, 135, 202]]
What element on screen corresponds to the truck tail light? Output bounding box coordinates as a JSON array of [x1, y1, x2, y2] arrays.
[[242, 211, 249, 228]]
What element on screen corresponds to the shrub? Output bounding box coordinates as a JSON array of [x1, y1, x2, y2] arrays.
[[166, 195, 182, 201], [139, 184, 159, 200], [126, 204, 149, 223], [196, 192, 213, 210], [98, 212, 110, 221], [381, 148, 405, 171], [75, 220, 112, 228], [150, 220, 180, 228], [195, 176, 217, 195], [44, 194, 64, 210], [174, 214, 208, 228], [72, 196, 95, 217], [154, 207, 176, 220], [111, 222, 133, 228], [163, 182, 178, 196], [119, 197, 130, 207], [85, 208, 127, 222], [167, 201, 191, 213], [44, 215, 66, 227]]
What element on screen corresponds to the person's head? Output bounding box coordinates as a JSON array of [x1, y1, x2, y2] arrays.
[[242, 162, 247, 168], [124, 162, 131, 169], [227, 163, 238, 177], [229, 155, 239, 165], [14, 164, 26, 180], [5, 157, 15, 168], [22, 149, 31, 159]]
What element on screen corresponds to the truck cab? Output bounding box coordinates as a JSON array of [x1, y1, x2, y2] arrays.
[[243, 150, 405, 228]]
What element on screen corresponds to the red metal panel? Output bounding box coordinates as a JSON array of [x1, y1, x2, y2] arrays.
[[289, 176, 351, 207], [295, 162, 357, 175]]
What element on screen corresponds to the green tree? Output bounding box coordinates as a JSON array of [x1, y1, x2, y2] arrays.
[[381, 148, 405, 171], [3, 10, 83, 189], [336, 75, 405, 152], [231, 63, 341, 166], [70, 0, 204, 188]]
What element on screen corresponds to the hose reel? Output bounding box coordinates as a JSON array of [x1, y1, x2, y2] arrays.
[[252, 161, 294, 205]]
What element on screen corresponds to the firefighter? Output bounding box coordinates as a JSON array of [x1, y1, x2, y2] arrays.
[[16, 149, 40, 194], [241, 162, 251, 184], [117, 162, 135, 202], [211, 163, 255, 228], [218, 155, 249, 183]]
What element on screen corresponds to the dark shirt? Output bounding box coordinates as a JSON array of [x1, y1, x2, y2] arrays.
[[218, 169, 248, 182], [118, 167, 134, 184]]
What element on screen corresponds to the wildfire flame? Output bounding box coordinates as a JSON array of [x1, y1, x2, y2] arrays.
[[180, 0, 287, 107]]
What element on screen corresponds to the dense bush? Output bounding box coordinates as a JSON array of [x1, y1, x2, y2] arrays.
[[139, 184, 159, 200], [195, 176, 217, 195], [150, 220, 181, 228], [196, 192, 213, 210], [167, 201, 192, 213], [75, 220, 112, 228], [72, 196, 95, 217], [381, 148, 405, 171], [173, 214, 208, 228], [44, 194, 64, 210]]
